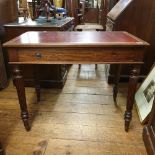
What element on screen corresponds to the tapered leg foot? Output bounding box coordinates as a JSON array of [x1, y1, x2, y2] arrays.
[[124, 111, 132, 132], [22, 111, 31, 131]]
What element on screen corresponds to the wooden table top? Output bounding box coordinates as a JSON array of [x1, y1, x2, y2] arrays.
[[3, 31, 149, 48]]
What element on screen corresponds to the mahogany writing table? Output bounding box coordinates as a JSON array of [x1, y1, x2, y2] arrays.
[[3, 31, 149, 132]]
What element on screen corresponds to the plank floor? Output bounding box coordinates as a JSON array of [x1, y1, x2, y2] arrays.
[[0, 65, 147, 155]]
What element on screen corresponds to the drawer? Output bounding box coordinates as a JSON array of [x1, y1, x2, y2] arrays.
[[18, 49, 59, 63]]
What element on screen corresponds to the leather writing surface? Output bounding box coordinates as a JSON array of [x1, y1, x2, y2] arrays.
[[3, 31, 148, 47]]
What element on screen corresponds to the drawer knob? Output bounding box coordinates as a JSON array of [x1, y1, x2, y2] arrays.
[[35, 53, 42, 58]]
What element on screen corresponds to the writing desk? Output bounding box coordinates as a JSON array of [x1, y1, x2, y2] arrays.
[[3, 31, 149, 132]]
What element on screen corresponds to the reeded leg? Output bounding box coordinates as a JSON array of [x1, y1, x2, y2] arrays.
[[124, 65, 140, 132], [113, 64, 122, 105], [34, 66, 40, 102], [12, 65, 30, 131]]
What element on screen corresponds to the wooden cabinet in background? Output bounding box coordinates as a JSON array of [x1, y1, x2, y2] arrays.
[[0, 0, 18, 25], [4, 17, 74, 88], [0, 0, 18, 89], [106, 0, 155, 83], [0, 40, 8, 89], [84, 7, 99, 23], [66, 0, 80, 25]]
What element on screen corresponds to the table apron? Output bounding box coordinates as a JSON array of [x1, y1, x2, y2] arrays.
[[7, 47, 145, 64]]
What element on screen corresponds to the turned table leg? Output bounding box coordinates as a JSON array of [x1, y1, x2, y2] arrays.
[[113, 64, 122, 105], [12, 65, 30, 131], [124, 65, 140, 132]]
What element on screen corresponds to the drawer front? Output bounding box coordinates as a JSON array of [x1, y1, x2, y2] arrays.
[[18, 49, 56, 63], [15, 47, 145, 64]]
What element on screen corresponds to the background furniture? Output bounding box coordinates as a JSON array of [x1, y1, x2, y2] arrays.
[[143, 97, 155, 155], [4, 17, 74, 88], [98, 0, 109, 30], [77, 0, 85, 24], [0, 0, 18, 89], [82, 0, 109, 25], [31, 0, 65, 20], [66, 0, 80, 25], [106, 0, 155, 83], [0, 27, 8, 89], [84, 0, 99, 23], [0, 0, 18, 25], [18, 0, 29, 20]]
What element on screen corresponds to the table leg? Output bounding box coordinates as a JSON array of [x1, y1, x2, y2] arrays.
[[12, 65, 30, 131], [124, 65, 140, 131], [34, 65, 40, 102], [113, 64, 122, 105], [78, 64, 81, 69], [35, 81, 40, 102], [95, 64, 97, 70]]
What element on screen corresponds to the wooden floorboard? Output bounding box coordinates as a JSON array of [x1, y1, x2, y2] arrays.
[[0, 65, 147, 155]]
